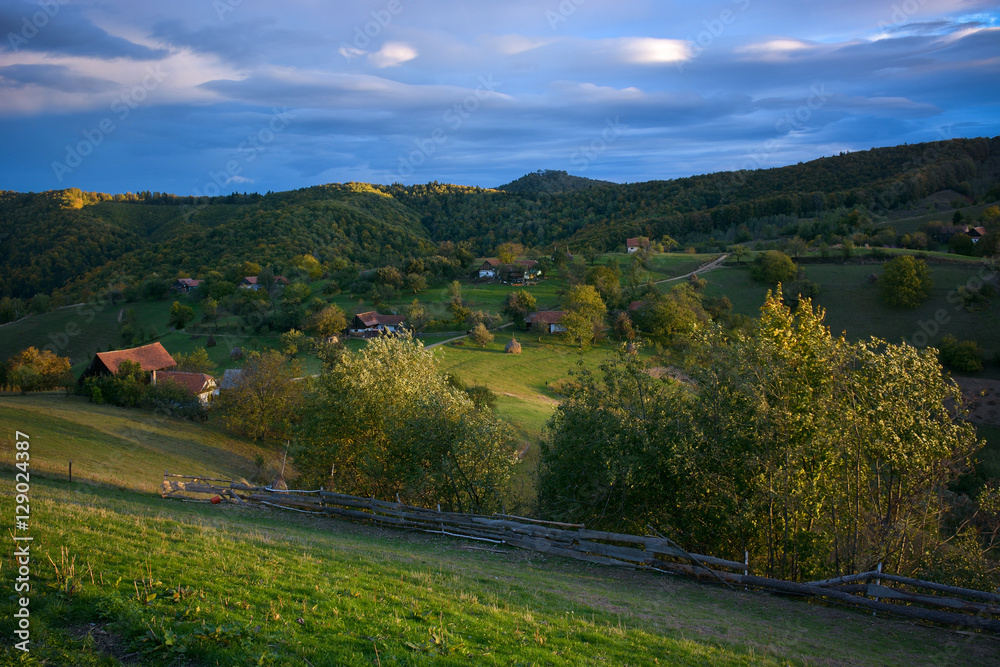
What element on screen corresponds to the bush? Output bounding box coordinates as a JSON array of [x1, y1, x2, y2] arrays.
[[750, 251, 798, 284], [879, 255, 933, 308], [939, 335, 984, 372]]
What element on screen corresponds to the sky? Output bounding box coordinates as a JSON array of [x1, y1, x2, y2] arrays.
[[0, 0, 998, 195]]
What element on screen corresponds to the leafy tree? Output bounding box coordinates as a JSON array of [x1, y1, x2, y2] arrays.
[[949, 233, 976, 256], [541, 291, 983, 582], [281, 329, 308, 357], [585, 263, 623, 309], [750, 250, 798, 284], [403, 273, 427, 293], [173, 347, 217, 373], [469, 322, 494, 347], [786, 236, 808, 259], [202, 297, 218, 321], [307, 305, 347, 338], [215, 350, 305, 441], [5, 347, 72, 393], [167, 301, 195, 329], [562, 284, 607, 348], [880, 255, 933, 308], [501, 290, 536, 329], [295, 335, 518, 512], [730, 245, 751, 264], [496, 242, 523, 265], [403, 299, 429, 332], [632, 284, 709, 345]]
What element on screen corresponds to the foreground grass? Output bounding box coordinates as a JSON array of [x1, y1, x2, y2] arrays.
[[2, 476, 995, 666]]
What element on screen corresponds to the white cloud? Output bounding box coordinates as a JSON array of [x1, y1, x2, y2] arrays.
[[610, 37, 691, 64], [368, 42, 418, 68]]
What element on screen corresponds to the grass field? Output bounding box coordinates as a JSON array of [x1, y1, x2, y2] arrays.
[[2, 398, 996, 666]]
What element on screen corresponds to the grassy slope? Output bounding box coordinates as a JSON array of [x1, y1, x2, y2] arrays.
[[1, 399, 996, 666]]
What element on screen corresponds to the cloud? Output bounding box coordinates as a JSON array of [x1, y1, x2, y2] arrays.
[[367, 42, 418, 68], [606, 37, 691, 64], [0, 1, 167, 60], [0, 64, 118, 94]]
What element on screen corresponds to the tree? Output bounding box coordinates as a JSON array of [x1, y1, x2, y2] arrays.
[[939, 335, 984, 372], [294, 335, 518, 512], [281, 329, 308, 357], [469, 322, 494, 347], [202, 297, 218, 322], [632, 284, 709, 345], [496, 242, 523, 265], [168, 301, 195, 329], [173, 347, 217, 373], [562, 284, 607, 348], [5, 347, 72, 393], [307, 305, 347, 338], [880, 255, 933, 308], [750, 250, 798, 284], [215, 350, 305, 441], [730, 245, 751, 264], [501, 290, 536, 329], [786, 236, 808, 259], [403, 299, 429, 332], [949, 233, 976, 257], [541, 291, 983, 582]]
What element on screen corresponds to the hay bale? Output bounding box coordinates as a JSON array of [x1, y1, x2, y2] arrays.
[[505, 338, 522, 355], [207, 334, 217, 347], [230, 346, 243, 361]]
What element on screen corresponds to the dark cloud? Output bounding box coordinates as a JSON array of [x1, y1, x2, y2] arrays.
[[0, 64, 118, 93], [0, 1, 167, 60]]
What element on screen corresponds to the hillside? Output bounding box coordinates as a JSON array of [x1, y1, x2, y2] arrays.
[[498, 169, 615, 194], [2, 137, 998, 304], [2, 394, 996, 666]]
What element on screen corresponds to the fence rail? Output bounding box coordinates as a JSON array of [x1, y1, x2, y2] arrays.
[[162, 472, 1000, 633]]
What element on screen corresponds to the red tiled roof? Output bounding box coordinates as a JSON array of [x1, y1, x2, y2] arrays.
[[242, 276, 258, 284], [527, 310, 565, 325], [627, 301, 644, 311], [176, 278, 201, 287], [516, 259, 538, 268], [377, 314, 406, 326], [626, 237, 649, 247], [481, 258, 502, 267], [354, 312, 406, 328], [355, 311, 380, 327], [156, 371, 216, 396], [95, 343, 176, 374]]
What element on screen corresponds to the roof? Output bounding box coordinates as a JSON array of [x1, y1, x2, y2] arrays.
[[242, 276, 258, 284], [527, 310, 565, 325], [480, 258, 502, 268], [157, 371, 216, 396], [94, 343, 176, 374], [219, 368, 244, 390], [354, 312, 406, 328], [627, 300, 644, 311], [176, 278, 201, 287], [969, 226, 987, 237], [626, 237, 649, 247], [516, 259, 538, 268]]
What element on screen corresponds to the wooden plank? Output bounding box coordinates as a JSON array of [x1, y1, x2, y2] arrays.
[[866, 584, 1000, 615], [575, 540, 657, 566], [873, 572, 1000, 605], [491, 513, 585, 528]]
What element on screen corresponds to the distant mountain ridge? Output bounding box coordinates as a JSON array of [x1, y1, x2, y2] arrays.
[[2, 137, 999, 303], [498, 170, 614, 194]]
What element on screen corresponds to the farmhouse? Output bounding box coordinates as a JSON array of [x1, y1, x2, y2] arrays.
[[78, 342, 176, 383], [526, 310, 567, 334], [349, 311, 407, 336], [626, 237, 649, 253], [478, 258, 503, 279], [511, 259, 542, 282], [240, 275, 290, 290], [154, 371, 217, 405], [172, 278, 201, 293], [968, 226, 987, 242]]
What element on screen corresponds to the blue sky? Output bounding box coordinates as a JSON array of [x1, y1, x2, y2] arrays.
[[1, 0, 998, 195]]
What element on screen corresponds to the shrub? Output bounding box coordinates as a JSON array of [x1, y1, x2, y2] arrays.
[[750, 251, 798, 284]]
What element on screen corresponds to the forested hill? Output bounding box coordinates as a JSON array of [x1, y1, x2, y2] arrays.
[[1, 137, 999, 302]]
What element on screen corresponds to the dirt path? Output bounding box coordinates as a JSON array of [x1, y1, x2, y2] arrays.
[[653, 253, 729, 285]]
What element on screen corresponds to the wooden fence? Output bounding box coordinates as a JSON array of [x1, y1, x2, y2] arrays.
[[162, 472, 1000, 633]]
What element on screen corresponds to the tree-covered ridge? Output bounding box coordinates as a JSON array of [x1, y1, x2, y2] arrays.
[[1, 137, 998, 302], [498, 169, 615, 194]]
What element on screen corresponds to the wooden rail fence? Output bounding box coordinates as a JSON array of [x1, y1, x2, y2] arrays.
[[162, 472, 1000, 633]]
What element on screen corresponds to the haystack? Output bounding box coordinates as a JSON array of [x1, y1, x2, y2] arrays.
[[505, 338, 522, 354]]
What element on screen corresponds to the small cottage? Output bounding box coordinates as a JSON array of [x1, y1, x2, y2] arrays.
[[154, 371, 218, 406], [349, 311, 407, 336], [526, 311, 567, 334], [78, 342, 177, 383], [172, 278, 201, 293]]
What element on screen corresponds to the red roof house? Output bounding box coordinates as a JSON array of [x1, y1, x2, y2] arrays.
[[526, 310, 567, 334], [349, 311, 408, 336], [78, 342, 176, 382], [154, 371, 218, 405]]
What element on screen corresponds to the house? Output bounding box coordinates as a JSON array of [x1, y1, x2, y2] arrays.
[[478, 258, 503, 279], [511, 259, 542, 282], [172, 278, 201, 293], [154, 371, 218, 406], [627, 301, 644, 312], [626, 237, 650, 253], [968, 226, 987, 243], [349, 311, 408, 336], [240, 275, 290, 290], [78, 342, 176, 383], [526, 310, 567, 334]]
